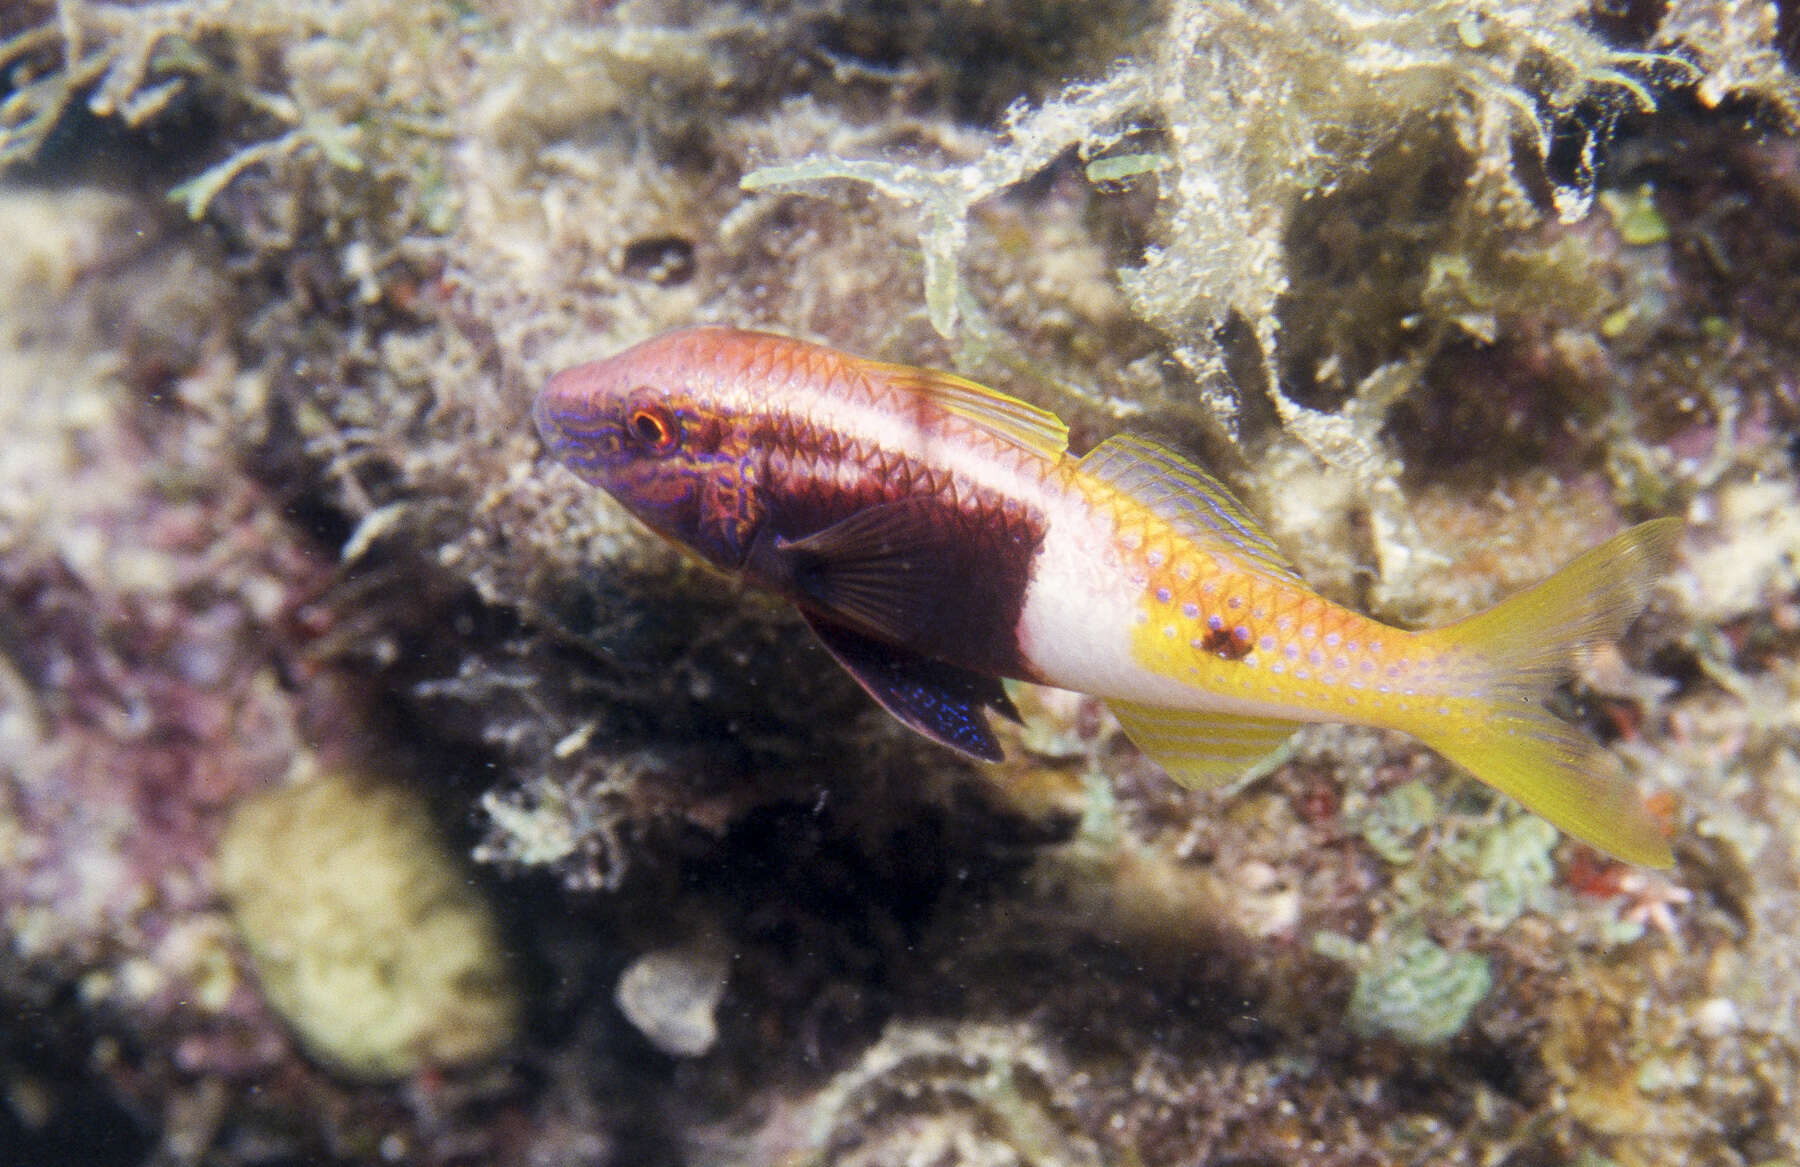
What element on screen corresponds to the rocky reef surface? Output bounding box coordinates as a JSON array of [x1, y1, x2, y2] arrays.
[[3, 1, 1799, 1164]]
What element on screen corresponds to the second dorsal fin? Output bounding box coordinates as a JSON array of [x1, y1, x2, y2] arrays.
[[1079, 433, 1302, 583]]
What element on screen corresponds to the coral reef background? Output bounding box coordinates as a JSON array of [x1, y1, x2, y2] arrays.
[[4, 0, 1800, 1164]]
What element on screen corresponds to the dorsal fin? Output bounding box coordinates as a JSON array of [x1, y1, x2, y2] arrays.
[[865, 360, 1069, 459], [1079, 433, 1302, 583]]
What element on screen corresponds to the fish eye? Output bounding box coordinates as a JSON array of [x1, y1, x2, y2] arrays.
[[624, 397, 679, 453]]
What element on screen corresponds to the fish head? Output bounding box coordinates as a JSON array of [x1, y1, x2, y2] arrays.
[[534, 327, 762, 566]]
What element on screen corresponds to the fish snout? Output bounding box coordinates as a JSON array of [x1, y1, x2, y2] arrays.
[[534, 363, 629, 478]]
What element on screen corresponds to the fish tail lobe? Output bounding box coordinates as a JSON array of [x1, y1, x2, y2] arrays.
[[1410, 517, 1681, 867]]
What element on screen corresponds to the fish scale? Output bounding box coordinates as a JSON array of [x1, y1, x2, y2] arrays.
[[535, 325, 1681, 867]]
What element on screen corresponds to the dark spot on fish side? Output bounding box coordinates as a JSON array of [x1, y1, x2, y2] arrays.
[[1203, 624, 1251, 661]]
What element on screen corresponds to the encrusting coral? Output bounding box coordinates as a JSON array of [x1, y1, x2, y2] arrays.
[[216, 767, 521, 1081], [5, 0, 1800, 1163]]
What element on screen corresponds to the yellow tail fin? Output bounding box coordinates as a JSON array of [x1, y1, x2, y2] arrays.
[[1414, 518, 1681, 867]]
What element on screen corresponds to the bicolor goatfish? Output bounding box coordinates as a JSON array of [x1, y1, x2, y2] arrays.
[[535, 326, 1679, 867]]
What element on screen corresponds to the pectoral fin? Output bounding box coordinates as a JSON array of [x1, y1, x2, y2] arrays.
[[1106, 700, 1296, 790], [803, 611, 1021, 762], [769, 502, 956, 646]]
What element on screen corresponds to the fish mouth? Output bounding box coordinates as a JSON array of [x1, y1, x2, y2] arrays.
[[533, 376, 607, 454], [533, 386, 602, 477], [531, 387, 561, 452], [534, 377, 634, 485]]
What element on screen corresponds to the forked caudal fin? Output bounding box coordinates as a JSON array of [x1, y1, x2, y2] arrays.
[[1412, 517, 1682, 867]]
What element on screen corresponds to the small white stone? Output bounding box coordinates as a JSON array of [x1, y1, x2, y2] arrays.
[[616, 945, 731, 1057], [1692, 997, 1740, 1038]]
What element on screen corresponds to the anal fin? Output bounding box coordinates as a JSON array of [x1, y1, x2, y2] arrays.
[[803, 611, 1021, 762], [1106, 700, 1296, 790]]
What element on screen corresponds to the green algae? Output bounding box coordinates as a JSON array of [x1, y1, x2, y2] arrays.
[[1339, 930, 1494, 1047], [1356, 780, 1440, 865]]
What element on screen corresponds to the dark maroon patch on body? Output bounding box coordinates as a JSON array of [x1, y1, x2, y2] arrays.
[[751, 426, 1045, 681]]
